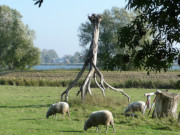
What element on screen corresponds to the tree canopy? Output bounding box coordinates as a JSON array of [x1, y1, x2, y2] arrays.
[[116, 0, 180, 73], [0, 5, 40, 70]]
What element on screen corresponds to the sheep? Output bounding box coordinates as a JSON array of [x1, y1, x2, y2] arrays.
[[84, 110, 116, 133], [124, 101, 145, 114], [46, 102, 70, 119]]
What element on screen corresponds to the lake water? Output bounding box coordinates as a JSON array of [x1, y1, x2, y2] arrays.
[[33, 64, 83, 70], [33, 64, 180, 70], [170, 65, 180, 70]]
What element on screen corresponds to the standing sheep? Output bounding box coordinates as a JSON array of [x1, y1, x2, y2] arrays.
[[84, 110, 116, 133], [46, 102, 70, 119], [124, 101, 145, 114]]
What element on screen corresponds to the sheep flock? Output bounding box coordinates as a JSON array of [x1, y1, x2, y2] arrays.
[[46, 100, 146, 133]]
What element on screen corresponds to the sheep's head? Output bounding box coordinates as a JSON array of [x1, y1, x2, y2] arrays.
[[84, 120, 92, 131], [46, 110, 53, 119]]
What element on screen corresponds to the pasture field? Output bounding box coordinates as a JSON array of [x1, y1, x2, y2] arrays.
[[0, 70, 179, 89], [0, 85, 180, 135]]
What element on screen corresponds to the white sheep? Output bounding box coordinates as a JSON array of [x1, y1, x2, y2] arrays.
[[46, 102, 70, 119], [124, 101, 145, 114], [84, 110, 116, 133]]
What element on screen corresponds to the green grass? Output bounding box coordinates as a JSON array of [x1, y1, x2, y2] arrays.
[[0, 85, 180, 135], [0, 70, 179, 89]]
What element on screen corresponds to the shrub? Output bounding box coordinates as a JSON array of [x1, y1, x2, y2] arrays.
[[0, 78, 6, 85]]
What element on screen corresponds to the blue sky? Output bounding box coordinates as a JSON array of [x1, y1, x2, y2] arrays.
[[0, 0, 127, 57]]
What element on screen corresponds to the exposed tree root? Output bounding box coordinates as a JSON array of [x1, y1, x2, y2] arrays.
[[61, 59, 130, 102], [92, 62, 130, 102]]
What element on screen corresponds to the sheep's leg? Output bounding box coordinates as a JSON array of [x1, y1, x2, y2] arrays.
[[112, 125, 116, 133], [61, 114, 65, 119], [96, 127, 98, 132], [96, 126, 101, 133], [105, 126, 108, 133], [54, 114, 57, 119], [67, 110, 70, 117]]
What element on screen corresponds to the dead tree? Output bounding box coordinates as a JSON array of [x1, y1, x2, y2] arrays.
[[61, 14, 130, 102], [152, 90, 180, 118]]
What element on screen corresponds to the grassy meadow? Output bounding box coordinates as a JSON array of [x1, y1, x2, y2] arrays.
[[0, 85, 180, 135], [0, 70, 179, 89]]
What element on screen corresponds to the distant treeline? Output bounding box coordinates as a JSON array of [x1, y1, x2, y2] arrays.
[[41, 49, 83, 64]]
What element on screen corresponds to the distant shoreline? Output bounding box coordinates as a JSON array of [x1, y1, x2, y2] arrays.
[[33, 64, 179, 70], [39, 63, 84, 65]]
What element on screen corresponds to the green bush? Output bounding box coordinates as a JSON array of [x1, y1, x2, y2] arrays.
[[0, 78, 6, 85]]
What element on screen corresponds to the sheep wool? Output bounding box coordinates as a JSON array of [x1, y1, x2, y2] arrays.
[[124, 101, 145, 114], [46, 102, 70, 119], [84, 110, 116, 133]]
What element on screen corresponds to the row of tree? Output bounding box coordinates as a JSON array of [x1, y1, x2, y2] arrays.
[[41, 49, 83, 64]]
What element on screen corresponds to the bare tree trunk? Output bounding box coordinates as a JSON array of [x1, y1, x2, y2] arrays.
[[61, 14, 130, 102], [152, 90, 180, 119]]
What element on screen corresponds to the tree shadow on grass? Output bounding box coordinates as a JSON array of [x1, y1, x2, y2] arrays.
[[0, 104, 51, 109], [59, 130, 83, 133], [152, 126, 172, 131], [27, 128, 83, 133], [20, 118, 42, 121]]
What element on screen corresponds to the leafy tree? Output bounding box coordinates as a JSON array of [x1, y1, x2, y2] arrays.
[[0, 5, 40, 70], [41, 49, 59, 64], [78, 7, 136, 70], [116, 0, 180, 73]]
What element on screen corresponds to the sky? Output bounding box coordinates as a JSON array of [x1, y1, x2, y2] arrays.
[[0, 0, 127, 58], [0, 0, 126, 57]]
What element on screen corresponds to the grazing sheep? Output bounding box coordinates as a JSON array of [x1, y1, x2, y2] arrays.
[[46, 102, 70, 119], [84, 110, 116, 133], [124, 101, 145, 114]]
